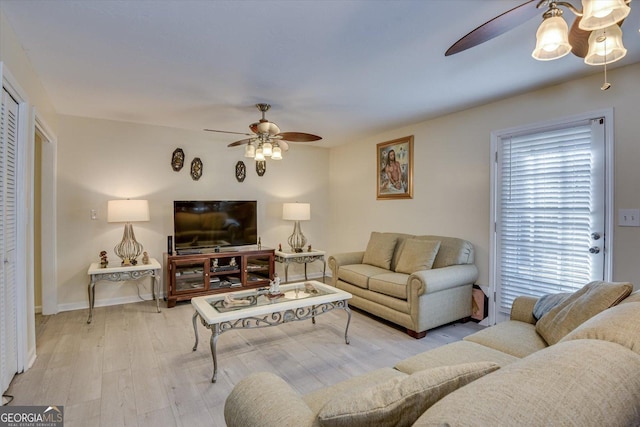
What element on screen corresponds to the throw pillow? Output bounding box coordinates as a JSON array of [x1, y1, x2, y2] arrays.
[[535, 281, 633, 345], [317, 362, 499, 427], [362, 232, 398, 270], [394, 239, 441, 274], [560, 302, 640, 356], [532, 292, 572, 320]]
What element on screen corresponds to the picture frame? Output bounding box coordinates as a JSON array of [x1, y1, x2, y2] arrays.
[[376, 135, 413, 199]]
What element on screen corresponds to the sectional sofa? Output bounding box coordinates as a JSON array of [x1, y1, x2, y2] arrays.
[[224, 281, 640, 426], [328, 232, 478, 338]]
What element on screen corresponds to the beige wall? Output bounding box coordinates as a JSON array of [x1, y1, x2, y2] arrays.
[[329, 63, 640, 290], [55, 115, 330, 309]]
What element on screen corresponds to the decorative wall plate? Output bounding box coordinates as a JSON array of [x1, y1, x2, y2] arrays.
[[191, 157, 203, 180], [235, 161, 246, 182], [171, 148, 185, 171], [256, 160, 266, 176]]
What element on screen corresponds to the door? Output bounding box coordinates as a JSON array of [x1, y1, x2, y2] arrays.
[[492, 115, 609, 323], [1, 87, 19, 394]]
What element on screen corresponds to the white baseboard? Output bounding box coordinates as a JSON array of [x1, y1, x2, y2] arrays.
[[57, 292, 161, 313]]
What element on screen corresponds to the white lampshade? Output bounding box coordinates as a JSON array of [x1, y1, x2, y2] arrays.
[[244, 143, 256, 158], [107, 200, 150, 223], [262, 141, 273, 156], [584, 24, 627, 65], [255, 146, 265, 161], [282, 203, 310, 221], [580, 0, 631, 31], [532, 15, 572, 61], [271, 145, 283, 160]]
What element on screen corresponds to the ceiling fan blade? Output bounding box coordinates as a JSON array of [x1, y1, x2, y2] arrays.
[[227, 138, 254, 147], [569, 16, 591, 58], [277, 132, 322, 142], [445, 0, 539, 56], [204, 129, 253, 136]]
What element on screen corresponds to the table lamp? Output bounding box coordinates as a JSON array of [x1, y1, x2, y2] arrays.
[[283, 202, 310, 253], [108, 199, 150, 265]]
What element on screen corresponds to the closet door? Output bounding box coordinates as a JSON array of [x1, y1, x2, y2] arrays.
[[0, 87, 18, 394]]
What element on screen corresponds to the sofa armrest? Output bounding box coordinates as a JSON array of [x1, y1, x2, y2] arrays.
[[225, 372, 316, 427], [510, 296, 539, 324], [408, 264, 479, 296], [328, 252, 365, 275]]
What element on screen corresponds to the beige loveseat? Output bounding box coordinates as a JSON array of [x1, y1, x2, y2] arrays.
[[225, 282, 640, 426], [328, 232, 478, 338]]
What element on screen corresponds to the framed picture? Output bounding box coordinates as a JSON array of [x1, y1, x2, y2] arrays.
[[376, 135, 413, 199]]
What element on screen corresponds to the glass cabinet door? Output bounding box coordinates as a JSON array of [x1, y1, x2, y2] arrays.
[[245, 254, 272, 285], [172, 259, 207, 293]]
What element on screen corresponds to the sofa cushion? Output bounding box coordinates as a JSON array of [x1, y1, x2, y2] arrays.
[[395, 239, 440, 274], [532, 291, 572, 320], [414, 340, 640, 427], [338, 264, 390, 289], [303, 368, 407, 415], [464, 320, 548, 358], [317, 362, 499, 427], [362, 232, 398, 270], [395, 340, 518, 374], [535, 281, 633, 345], [620, 289, 640, 304], [560, 302, 640, 355], [369, 272, 410, 299]]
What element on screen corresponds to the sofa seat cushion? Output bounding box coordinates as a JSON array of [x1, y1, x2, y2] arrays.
[[414, 339, 640, 427], [369, 272, 410, 299], [316, 362, 499, 427], [395, 340, 518, 374], [621, 289, 640, 304], [362, 232, 398, 270], [394, 239, 440, 274], [560, 302, 640, 355], [338, 264, 390, 290], [535, 281, 633, 345], [464, 320, 548, 358], [335, 281, 410, 315]]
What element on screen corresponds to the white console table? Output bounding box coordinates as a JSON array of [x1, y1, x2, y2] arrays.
[[274, 250, 326, 283], [87, 258, 161, 323]]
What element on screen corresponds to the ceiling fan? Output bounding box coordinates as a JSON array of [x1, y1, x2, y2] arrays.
[[445, 0, 631, 68], [204, 103, 322, 160]]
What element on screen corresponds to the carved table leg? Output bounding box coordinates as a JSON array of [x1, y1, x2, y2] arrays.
[[87, 278, 96, 324], [211, 324, 220, 383], [192, 311, 199, 351], [343, 302, 352, 345]]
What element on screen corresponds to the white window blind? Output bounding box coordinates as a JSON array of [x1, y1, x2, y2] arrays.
[[497, 121, 596, 314]]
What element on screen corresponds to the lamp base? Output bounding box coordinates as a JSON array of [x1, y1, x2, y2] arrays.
[[287, 221, 307, 253], [115, 223, 144, 266]]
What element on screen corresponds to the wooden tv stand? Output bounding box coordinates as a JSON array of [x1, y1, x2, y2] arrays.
[[163, 247, 274, 308]]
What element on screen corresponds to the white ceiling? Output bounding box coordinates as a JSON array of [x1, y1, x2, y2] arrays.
[[1, 0, 639, 147]]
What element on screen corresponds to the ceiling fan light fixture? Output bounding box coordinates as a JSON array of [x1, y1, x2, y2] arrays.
[[532, 15, 572, 61], [584, 24, 627, 65], [271, 145, 283, 160], [244, 142, 256, 158], [580, 0, 631, 31]]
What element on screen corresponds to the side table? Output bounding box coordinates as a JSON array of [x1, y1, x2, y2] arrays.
[[274, 250, 326, 283], [87, 258, 161, 323]]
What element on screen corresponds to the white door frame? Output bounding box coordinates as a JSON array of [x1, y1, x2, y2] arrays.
[[489, 109, 614, 325], [34, 111, 58, 316]]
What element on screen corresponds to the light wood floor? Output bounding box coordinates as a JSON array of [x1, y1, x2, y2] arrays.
[[5, 297, 483, 427]]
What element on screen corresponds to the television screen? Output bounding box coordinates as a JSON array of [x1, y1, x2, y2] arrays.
[[173, 200, 257, 252]]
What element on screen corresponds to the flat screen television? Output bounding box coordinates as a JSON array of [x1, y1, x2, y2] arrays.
[[173, 200, 257, 253]]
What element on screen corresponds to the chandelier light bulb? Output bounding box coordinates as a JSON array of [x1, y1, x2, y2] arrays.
[[244, 143, 256, 158], [255, 146, 265, 161], [262, 141, 273, 156], [271, 145, 283, 160], [580, 0, 631, 31]]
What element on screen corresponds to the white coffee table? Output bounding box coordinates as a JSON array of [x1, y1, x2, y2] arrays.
[[191, 280, 352, 383]]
